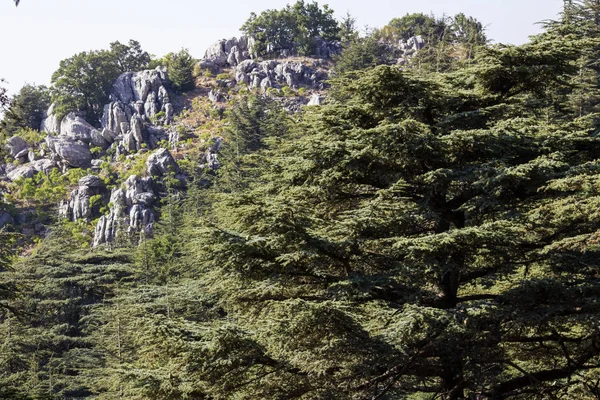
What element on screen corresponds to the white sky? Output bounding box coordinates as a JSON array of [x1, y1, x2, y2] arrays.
[[0, 0, 563, 96]]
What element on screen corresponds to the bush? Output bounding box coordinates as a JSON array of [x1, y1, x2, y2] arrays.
[[166, 49, 196, 93]]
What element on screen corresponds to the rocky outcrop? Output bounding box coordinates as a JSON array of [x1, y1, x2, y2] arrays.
[[40, 104, 61, 134], [146, 148, 179, 177], [396, 35, 426, 65], [202, 35, 340, 70], [200, 137, 222, 170], [45, 135, 92, 169], [7, 136, 29, 158], [93, 175, 155, 246], [6, 164, 36, 181], [102, 68, 173, 155], [3, 159, 57, 182], [60, 175, 105, 221], [203, 36, 252, 68], [0, 212, 14, 229], [234, 60, 329, 90]]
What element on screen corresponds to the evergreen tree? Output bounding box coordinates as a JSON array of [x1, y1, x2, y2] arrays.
[[0, 84, 51, 135]]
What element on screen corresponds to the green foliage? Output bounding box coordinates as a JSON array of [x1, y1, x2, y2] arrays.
[[51, 49, 121, 124], [51, 40, 151, 124], [109, 39, 151, 72], [4, 10, 600, 400], [372, 12, 488, 72], [163, 49, 196, 93], [241, 0, 340, 57], [333, 35, 392, 74], [12, 168, 88, 204], [0, 84, 50, 135]]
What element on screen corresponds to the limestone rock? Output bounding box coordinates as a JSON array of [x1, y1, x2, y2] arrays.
[[60, 175, 106, 221], [7, 136, 29, 158], [60, 113, 94, 143], [204, 39, 228, 66], [0, 212, 14, 229], [45, 136, 92, 168], [30, 159, 57, 174], [40, 104, 61, 134], [146, 148, 179, 177], [93, 174, 155, 246], [6, 165, 36, 182], [308, 93, 323, 106]]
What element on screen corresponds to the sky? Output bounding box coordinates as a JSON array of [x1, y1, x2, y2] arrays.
[[0, 0, 564, 96]]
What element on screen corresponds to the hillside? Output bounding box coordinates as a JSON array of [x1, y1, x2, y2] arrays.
[[1, 2, 600, 399]]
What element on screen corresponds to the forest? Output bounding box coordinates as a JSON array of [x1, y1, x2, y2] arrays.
[[1, 0, 600, 399]]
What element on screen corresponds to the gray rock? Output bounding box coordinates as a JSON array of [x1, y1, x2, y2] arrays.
[[146, 148, 179, 177], [165, 103, 174, 124], [104, 68, 170, 126], [7, 165, 36, 181], [102, 102, 131, 136], [45, 136, 92, 168], [0, 212, 14, 229], [237, 59, 257, 74], [131, 115, 144, 145], [260, 77, 272, 91], [200, 137, 222, 170], [101, 128, 117, 143], [40, 104, 61, 134], [208, 89, 226, 103], [30, 159, 57, 174], [90, 129, 110, 148], [60, 113, 94, 143], [308, 93, 323, 106], [7, 136, 29, 158], [60, 175, 106, 221], [204, 39, 228, 66], [93, 174, 156, 246], [14, 148, 30, 161]]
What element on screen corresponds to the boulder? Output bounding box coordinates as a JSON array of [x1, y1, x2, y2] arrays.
[[60, 175, 106, 221], [7, 165, 36, 182], [146, 148, 179, 177], [45, 136, 92, 168], [40, 104, 61, 134], [7, 136, 29, 158], [204, 39, 228, 66], [30, 159, 57, 174], [0, 212, 14, 229], [60, 113, 94, 143], [308, 93, 323, 106]]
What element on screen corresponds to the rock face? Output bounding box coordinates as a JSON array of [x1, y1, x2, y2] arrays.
[[7, 136, 29, 158], [93, 175, 155, 247], [146, 148, 179, 177], [234, 60, 329, 90], [102, 68, 172, 154], [60, 175, 105, 221], [39, 68, 174, 168], [45, 135, 93, 169], [40, 104, 61, 135], [395, 35, 427, 65], [200, 137, 222, 170], [202, 35, 340, 69], [0, 212, 14, 229], [203, 36, 252, 67]]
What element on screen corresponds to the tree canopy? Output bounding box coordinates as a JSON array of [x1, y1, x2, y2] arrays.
[[241, 0, 340, 57], [50, 40, 151, 125], [2, 3, 600, 400]]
